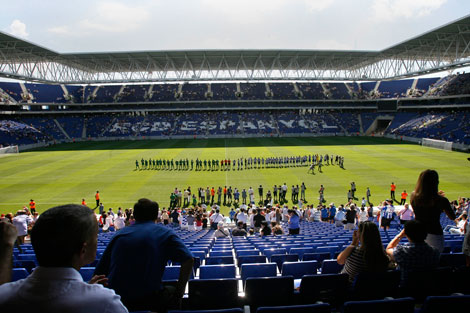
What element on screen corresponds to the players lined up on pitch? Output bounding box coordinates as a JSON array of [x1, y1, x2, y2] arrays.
[[168, 183, 308, 209], [134, 154, 345, 171]]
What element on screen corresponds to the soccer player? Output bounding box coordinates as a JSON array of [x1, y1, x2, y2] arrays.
[[29, 199, 36, 215], [300, 183, 306, 202], [390, 182, 396, 200], [258, 185, 263, 202], [366, 187, 372, 205], [135, 160, 140, 170], [400, 190, 408, 205]]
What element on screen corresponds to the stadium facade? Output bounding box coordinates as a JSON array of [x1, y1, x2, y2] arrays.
[[0, 15, 470, 151]]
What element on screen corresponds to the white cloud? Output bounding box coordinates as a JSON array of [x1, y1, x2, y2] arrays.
[[304, 0, 335, 12], [372, 0, 447, 21], [311, 39, 352, 50], [48, 1, 151, 35], [8, 19, 29, 38]]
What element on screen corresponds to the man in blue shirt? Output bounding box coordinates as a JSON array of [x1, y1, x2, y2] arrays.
[[95, 198, 193, 312], [328, 203, 336, 224]]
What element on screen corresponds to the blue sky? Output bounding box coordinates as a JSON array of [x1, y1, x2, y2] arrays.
[[1, 0, 469, 53]]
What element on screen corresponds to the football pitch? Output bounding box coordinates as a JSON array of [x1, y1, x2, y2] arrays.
[[0, 136, 469, 215]]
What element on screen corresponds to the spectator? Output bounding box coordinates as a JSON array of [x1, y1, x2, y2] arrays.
[[209, 209, 224, 229], [410, 169, 456, 252], [334, 205, 346, 227], [12, 209, 32, 245], [260, 220, 272, 236], [287, 209, 300, 235], [0, 204, 128, 312], [114, 212, 125, 230], [253, 209, 265, 232], [232, 221, 248, 236], [398, 203, 414, 225], [214, 221, 229, 238], [271, 221, 284, 235], [386, 220, 440, 282], [94, 198, 193, 312], [344, 204, 357, 230], [337, 221, 391, 283]]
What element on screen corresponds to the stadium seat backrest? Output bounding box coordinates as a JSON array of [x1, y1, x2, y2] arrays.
[[199, 264, 236, 279], [79, 267, 96, 282], [205, 256, 234, 265], [244, 276, 295, 311], [187, 279, 240, 310], [271, 254, 298, 271], [241, 263, 277, 283], [255, 303, 331, 313], [281, 261, 318, 279], [343, 297, 415, 313], [11, 268, 29, 282], [237, 255, 267, 267], [352, 270, 400, 300], [321, 259, 344, 274], [299, 273, 349, 306], [419, 295, 470, 313]]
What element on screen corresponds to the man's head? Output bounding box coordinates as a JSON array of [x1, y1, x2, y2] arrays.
[[31, 204, 97, 268], [133, 198, 159, 222], [404, 220, 427, 243]]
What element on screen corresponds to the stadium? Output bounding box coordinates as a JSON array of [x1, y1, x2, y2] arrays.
[[1, 4, 470, 313]]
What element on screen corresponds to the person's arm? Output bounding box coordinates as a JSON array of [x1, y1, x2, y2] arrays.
[[441, 197, 457, 221], [0, 222, 18, 285], [337, 230, 359, 265], [176, 257, 194, 298], [386, 229, 406, 261]]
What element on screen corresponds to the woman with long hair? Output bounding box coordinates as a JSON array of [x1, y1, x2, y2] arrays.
[[410, 169, 456, 252], [337, 221, 391, 283]]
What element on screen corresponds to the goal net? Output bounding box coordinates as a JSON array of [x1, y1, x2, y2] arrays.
[[421, 138, 453, 151], [0, 145, 19, 155]]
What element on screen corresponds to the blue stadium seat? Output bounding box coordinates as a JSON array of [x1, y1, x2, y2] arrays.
[[271, 254, 299, 271], [237, 255, 267, 267], [241, 263, 277, 283], [321, 259, 343, 274], [281, 261, 318, 279], [205, 256, 234, 265], [236, 250, 260, 257], [162, 265, 194, 281], [263, 248, 287, 259], [244, 276, 294, 311], [187, 279, 240, 310], [418, 295, 470, 313], [79, 267, 95, 282], [11, 268, 29, 282], [199, 264, 236, 279], [343, 297, 415, 313], [256, 303, 330, 313], [299, 274, 349, 307], [169, 309, 243, 313], [352, 270, 400, 300], [302, 252, 330, 265], [400, 267, 452, 302], [289, 247, 315, 259], [210, 251, 233, 257]]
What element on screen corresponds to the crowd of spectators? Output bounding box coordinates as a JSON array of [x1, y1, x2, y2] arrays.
[[0, 170, 469, 312]]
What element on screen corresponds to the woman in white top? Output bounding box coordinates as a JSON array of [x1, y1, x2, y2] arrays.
[[358, 207, 369, 223]]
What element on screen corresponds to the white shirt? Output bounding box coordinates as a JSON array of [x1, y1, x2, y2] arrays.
[[210, 213, 224, 223], [358, 210, 368, 222], [114, 216, 126, 230], [0, 267, 128, 313], [237, 212, 247, 223], [12, 215, 33, 236]]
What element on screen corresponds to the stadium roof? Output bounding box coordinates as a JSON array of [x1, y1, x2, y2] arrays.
[[1, 15, 470, 83]]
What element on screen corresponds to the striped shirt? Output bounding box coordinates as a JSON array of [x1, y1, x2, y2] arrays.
[[341, 247, 367, 283]]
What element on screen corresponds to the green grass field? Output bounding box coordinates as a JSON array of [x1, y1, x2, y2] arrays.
[[1, 136, 469, 215]]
